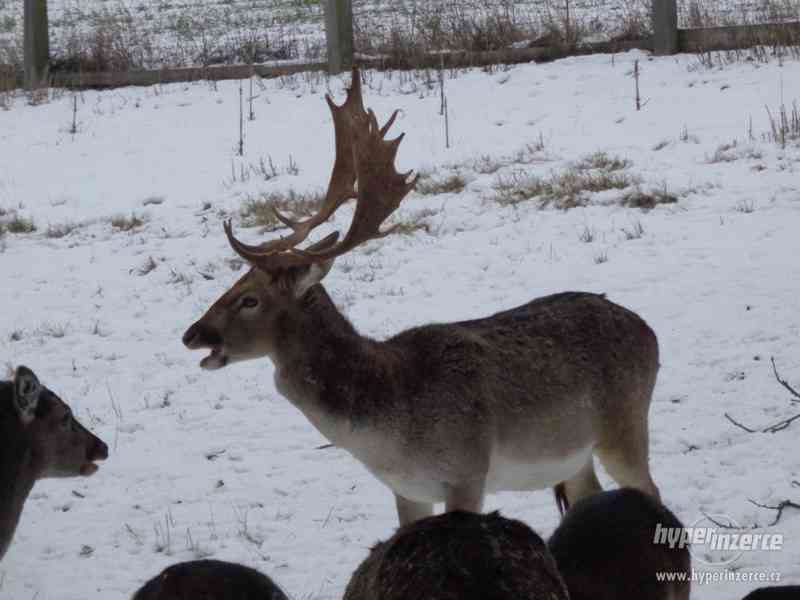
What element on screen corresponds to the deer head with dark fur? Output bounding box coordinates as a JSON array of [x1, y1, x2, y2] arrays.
[[0, 366, 108, 560]]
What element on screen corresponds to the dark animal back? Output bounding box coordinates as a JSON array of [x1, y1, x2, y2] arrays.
[[548, 488, 690, 600], [344, 511, 569, 600], [132, 560, 288, 600], [742, 587, 800, 599]]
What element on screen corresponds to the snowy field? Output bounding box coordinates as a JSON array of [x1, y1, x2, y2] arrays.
[[1, 50, 800, 598]]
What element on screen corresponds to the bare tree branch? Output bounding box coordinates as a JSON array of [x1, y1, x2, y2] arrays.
[[701, 512, 741, 529], [724, 412, 757, 433], [725, 411, 800, 434], [724, 359, 800, 433], [748, 498, 800, 526], [763, 413, 800, 433], [772, 357, 800, 402]]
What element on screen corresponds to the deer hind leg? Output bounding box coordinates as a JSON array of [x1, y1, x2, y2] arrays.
[[556, 455, 603, 514], [595, 415, 660, 501], [444, 480, 485, 515], [395, 494, 434, 526]]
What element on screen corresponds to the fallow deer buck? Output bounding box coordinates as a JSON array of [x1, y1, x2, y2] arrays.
[[183, 66, 661, 525], [0, 366, 108, 561]]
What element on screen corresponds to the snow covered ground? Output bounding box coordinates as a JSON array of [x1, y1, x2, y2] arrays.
[[1, 50, 799, 599]]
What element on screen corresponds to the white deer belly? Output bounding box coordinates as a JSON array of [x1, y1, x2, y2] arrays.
[[486, 445, 593, 492], [285, 395, 445, 501], [348, 435, 449, 503], [292, 389, 594, 500], [363, 463, 448, 503]]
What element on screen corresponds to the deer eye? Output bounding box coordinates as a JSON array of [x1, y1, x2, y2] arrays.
[[241, 296, 259, 309]]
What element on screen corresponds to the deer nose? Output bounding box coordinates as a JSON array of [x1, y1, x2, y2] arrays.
[[182, 323, 222, 349], [91, 438, 109, 461], [182, 324, 201, 348]]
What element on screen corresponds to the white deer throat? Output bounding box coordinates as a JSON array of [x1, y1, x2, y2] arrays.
[[274, 368, 352, 445]]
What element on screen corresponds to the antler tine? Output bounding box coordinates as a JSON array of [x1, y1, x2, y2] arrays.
[[224, 66, 417, 270], [270, 65, 364, 233], [379, 109, 400, 138], [224, 219, 340, 268], [290, 107, 418, 262], [224, 66, 365, 268]]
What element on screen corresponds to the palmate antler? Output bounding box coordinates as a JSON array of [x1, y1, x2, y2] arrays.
[[224, 66, 418, 270]]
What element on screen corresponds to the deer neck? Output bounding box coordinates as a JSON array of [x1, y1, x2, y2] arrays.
[[271, 285, 401, 439], [0, 408, 36, 561]]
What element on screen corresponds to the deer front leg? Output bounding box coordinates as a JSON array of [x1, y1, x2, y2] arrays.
[[395, 494, 434, 526], [445, 480, 485, 515]]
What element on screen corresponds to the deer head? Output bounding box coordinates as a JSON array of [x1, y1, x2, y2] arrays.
[[183, 66, 417, 371], [5, 366, 108, 478]]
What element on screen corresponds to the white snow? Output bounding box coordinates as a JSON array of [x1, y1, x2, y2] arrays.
[[1, 50, 799, 599]]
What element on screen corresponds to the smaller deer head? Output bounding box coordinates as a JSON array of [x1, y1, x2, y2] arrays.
[[10, 366, 108, 478], [183, 66, 416, 371]]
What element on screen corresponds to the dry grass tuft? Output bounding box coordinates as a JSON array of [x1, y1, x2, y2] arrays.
[[3, 212, 36, 234], [240, 189, 325, 229], [573, 151, 631, 172], [389, 208, 439, 236], [619, 185, 679, 209], [37, 322, 68, 338], [621, 220, 645, 240], [472, 155, 505, 175], [111, 213, 147, 231], [578, 225, 595, 243], [652, 139, 671, 151], [491, 165, 637, 209], [706, 140, 763, 163], [135, 256, 159, 276], [765, 101, 800, 148], [415, 173, 468, 196], [46, 222, 81, 238]]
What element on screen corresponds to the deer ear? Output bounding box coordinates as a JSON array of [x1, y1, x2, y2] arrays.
[[293, 260, 335, 298], [13, 366, 42, 425]]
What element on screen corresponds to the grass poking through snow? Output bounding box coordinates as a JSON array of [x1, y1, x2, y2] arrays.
[[491, 166, 637, 209], [111, 213, 147, 231], [3, 213, 36, 234], [415, 173, 468, 196], [239, 190, 325, 229], [489, 151, 641, 209]]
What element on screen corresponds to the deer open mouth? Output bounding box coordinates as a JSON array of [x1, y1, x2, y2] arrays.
[[200, 346, 228, 370]]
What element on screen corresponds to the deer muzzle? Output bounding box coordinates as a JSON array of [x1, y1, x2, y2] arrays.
[[182, 322, 228, 370]]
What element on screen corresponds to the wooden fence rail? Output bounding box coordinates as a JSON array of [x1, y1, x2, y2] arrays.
[[679, 21, 800, 52], [13, 40, 644, 90], [8, 0, 800, 92]]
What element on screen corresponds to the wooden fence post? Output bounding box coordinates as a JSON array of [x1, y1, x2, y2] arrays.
[[324, 0, 354, 73], [652, 0, 679, 55], [24, 0, 49, 89]]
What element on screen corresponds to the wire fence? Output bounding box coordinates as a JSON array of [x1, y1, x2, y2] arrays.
[[1, 0, 799, 73]]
